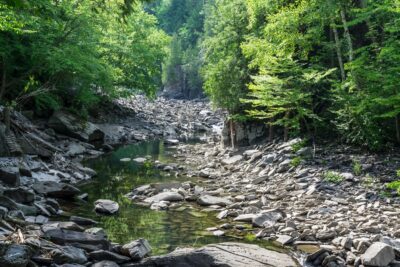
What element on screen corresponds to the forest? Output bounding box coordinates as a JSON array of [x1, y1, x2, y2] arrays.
[[1, 1, 400, 267], [1, 0, 400, 150]]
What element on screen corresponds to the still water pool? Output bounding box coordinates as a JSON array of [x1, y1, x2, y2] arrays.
[[61, 140, 242, 254]]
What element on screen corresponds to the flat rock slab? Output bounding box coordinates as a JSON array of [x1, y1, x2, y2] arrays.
[[197, 195, 232, 207], [129, 242, 297, 267], [44, 229, 110, 251], [144, 192, 183, 203], [32, 181, 80, 198], [94, 199, 119, 215], [48, 110, 104, 145]]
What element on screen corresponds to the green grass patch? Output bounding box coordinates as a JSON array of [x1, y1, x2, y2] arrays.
[[291, 156, 302, 167], [291, 139, 308, 152], [324, 171, 344, 184], [386, 180, 400, 195], [352, 160, 362, 176]]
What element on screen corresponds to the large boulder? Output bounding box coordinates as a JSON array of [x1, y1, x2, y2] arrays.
[[121, 239, 152, 261], [129, 242, 297, 267], [94, 199, 119, 215], [221, 120, 267, 147], [0, 167, 20, 186], [32, 181, 80, 198], [44, 229, 110, 251], [48, 110, 104, 145], [0, 244, 31, 267], [361, 242, 395, 266]]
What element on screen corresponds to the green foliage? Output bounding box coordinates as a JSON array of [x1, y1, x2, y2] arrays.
[[201, 0, 250, 113], [353, 160, 362, 176], [397, 169, 400, 178], [362, 174, 375, 188], [291, 139, 308, 153], [0, 0, 169, 116], [386, 181, 400, 195], [324, 171, 344, 184], [291, 157, 302, 167], [151, 0, 205, 98]]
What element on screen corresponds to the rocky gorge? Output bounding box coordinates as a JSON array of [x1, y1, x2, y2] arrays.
[[0, 96, 399, 267]]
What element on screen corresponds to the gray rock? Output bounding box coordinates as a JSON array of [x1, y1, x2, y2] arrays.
[[275, 235, 294, 246], [277, 159, 292, 173], [42, 222, 85, 232], [197, 195, 232, 206], [252, 210, 283, 228], [361, 242, 395, 267], [164, 139, 179, 145], [121, 239, 152, 260], [221, 155, 243, 165], [44, 229, 110, 251], [144, 192, 183, 203], [51, 246, 87, 264], [0, 244, 31, 267], [85, 227, 107, 238], [48, 110, 104, 145], [3, 187, 35, 204], [133, 157, 147, 164], [91, 261, 119, 267], [70, 216, 98, 226], [32, 181, 80, 198], [128, 242, 297, 267], [89, 250, 130, 264], [94, 199, 119, 215], [0, 195, 37, 215], [233, 214, 256, 222], [316, 230, 336, 241], [0, 167, 20, 186]]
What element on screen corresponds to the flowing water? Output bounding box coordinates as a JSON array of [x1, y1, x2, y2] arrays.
[[61, 140, 286, 256]]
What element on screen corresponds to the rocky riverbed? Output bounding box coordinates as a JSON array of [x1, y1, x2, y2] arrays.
[[128, 136, 400, 266], [0, 95, 399, 267]]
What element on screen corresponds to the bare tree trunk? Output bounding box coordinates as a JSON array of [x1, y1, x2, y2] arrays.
[[396, 114, 400, 144], [4, 106, 10, 134], [230, 119, 235, 148], [331, 21, 346, 81], [268, 122, 274, 142], [0, 58, 6, 100], [340, 7, 354, 62], [283, 111, 289, 142]]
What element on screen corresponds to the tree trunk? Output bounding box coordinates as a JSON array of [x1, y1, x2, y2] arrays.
[[4, 106, 10, 134], [229, 119, 235, 148], [340, 7, 354, 62], [283, 111, 289, 142], [331, 21, 346, 81], [396, 114, 400, 144], [268, 122, 274, 142], [0, 58, 6, 101]]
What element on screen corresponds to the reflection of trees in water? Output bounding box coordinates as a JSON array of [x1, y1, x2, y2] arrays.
[[73, 141, 231, 255]]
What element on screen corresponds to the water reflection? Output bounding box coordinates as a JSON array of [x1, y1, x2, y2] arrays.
[[63, 140, 234, 254]]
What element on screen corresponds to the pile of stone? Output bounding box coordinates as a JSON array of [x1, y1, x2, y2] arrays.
[[167, 137, 400, 267]]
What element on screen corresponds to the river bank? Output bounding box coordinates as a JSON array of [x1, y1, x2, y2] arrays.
[[0, 96, 399, 267]]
